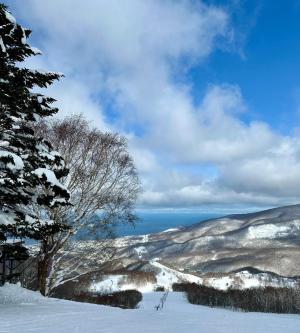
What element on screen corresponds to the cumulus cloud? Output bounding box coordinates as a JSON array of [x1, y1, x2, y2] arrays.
[[10, 0, 300, 209]]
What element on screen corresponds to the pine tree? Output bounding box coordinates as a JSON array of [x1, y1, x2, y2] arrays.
[[0, 4, 70, 242]]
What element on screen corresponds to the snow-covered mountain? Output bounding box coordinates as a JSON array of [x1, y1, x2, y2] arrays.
[[112, 204, 300, 277], [48, 204, 300, 295]]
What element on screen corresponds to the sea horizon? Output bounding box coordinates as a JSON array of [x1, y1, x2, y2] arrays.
[[115, 207, 268, 237]]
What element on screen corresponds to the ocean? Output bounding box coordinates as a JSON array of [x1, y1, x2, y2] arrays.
[[115, 211, 224, 236]]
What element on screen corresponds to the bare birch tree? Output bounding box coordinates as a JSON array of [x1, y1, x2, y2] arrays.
[[34, 114, 140, 295]]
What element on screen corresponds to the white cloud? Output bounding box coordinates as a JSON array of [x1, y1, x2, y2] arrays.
[[11, 0, 300, 209]]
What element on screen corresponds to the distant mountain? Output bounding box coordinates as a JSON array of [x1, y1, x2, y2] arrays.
[[113, 204, 300, 277]]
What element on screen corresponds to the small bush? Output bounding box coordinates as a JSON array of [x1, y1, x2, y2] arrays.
[[116, 270, 157, 286], [155, 286, 165, 292], [172, 283, 189, 292], [74, 290, 142, 309], [172, 283, 300, 314]]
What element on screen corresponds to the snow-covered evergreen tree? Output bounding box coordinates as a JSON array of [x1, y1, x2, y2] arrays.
[[0, 4, 70, 241]]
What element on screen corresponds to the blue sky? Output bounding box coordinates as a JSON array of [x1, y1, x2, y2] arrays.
[[5, 0, 300, 212], [191, 0, 300, 133]]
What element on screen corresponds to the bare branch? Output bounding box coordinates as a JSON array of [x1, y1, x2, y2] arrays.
[[33, 114, 140, 294]]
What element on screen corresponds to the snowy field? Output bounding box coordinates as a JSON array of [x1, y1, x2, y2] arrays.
[[0, 284, 300, 333]]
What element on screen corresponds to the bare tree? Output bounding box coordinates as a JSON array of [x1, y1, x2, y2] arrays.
[[34, 114, 140, 295]]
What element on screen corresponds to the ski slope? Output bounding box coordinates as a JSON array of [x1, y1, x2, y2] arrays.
[[1, 284, 300, 333]]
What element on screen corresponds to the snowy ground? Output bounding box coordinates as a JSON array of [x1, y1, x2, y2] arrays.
[[88, 258, 299, 294], [1, 284, 300, 333]]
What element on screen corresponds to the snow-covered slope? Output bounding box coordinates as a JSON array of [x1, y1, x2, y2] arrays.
[[1, 284, 300, 333], [88, 259, 203, 293], [85, 261, 298, 294]]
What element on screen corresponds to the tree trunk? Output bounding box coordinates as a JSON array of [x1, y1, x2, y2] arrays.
[[38, 255, 50, 296], [38, 238, 53, 296]]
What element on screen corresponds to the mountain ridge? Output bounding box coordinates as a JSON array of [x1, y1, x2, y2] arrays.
[[113, 203, 300, 277]]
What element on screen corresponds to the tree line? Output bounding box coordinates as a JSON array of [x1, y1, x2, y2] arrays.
[[173, 283, 300, 314]]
